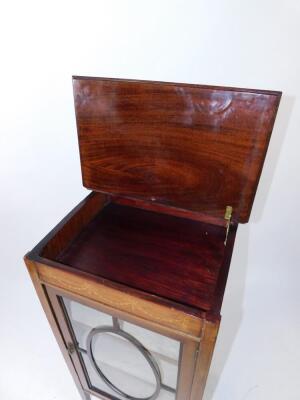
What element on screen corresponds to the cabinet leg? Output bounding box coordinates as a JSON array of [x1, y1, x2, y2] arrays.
[[190, 320, 220, 400]]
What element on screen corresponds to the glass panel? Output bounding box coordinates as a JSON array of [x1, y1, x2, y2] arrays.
[[61, 297, 180, 400]]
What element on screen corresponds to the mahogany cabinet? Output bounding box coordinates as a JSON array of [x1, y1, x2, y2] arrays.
[[25, 77, 281, 400]]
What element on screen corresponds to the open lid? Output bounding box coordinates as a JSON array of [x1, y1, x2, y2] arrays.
[[73, 76, 281, 223]]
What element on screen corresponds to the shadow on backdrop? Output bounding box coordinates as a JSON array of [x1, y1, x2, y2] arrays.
[[203, 94, 295, 399]]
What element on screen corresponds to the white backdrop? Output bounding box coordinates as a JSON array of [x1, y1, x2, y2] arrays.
[[0, 1, 299, 399]]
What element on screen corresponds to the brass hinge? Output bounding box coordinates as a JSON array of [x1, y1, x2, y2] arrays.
[[224, 206, 233, 246]]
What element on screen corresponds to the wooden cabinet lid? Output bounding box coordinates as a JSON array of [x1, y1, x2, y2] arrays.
[[73, 76, 281, 223]]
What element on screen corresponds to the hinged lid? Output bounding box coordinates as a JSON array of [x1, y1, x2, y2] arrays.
[[73, 76, 281, 223]]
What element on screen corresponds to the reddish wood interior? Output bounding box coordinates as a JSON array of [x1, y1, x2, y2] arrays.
[[53, 202, 234, 312]]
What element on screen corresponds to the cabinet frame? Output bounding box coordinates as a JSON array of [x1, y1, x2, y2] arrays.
[[25, 258, 219, 400]]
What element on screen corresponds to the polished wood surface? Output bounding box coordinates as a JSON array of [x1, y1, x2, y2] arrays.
[[42, 192, 108, 259], [27, 193, 236, 317], [55, 202, 230, 312], [28, 192, 210, 319], [73, 76, 281, 223], [112, 195, 226, 227], [37, 263, 203, 340]]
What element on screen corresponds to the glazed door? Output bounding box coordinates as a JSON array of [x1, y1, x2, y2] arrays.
[[46, 287, 198, 400]]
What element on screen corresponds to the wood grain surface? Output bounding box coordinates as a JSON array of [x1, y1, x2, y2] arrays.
[[73, 76, 281, 223], [37, 263, 203, 340], [56, 203, 229, 312]]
